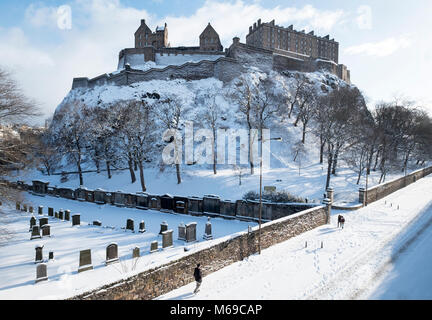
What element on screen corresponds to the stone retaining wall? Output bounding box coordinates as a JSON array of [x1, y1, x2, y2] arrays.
[[71, 205, 328, 300]]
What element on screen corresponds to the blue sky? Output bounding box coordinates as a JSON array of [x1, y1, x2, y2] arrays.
[[0, 0, 431, 120]]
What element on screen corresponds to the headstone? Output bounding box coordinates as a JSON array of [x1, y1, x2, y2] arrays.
[[49, 252, 54, 260], [48, 207, 54, 217], [58, 210, 64, 220], [126, 219, 134, 232], [30, 225, 42, 240], [38, 206, 43, 215], [178, 223, 186, 241], [162, 230, 174, 249], [186, 222, 197, 243], [159, 221, 168, 235], [54, 212, 59, 219], [72, 214, 80, 226], [65, 210, 71, 221], [93, 221, 102, 227], [78, 249, 93, 273], [16, 202, 20, 211], [23, 204, 28, 212], [132, 247, 140, 258], [150, 197, 158, 209], [139, 221, 146, 233], [35, 264, 48, 283], [150, 241, 158, 253], [29, 216, 37, 231], [35, 245, 44, 263], [29, 206, 34, 214], [105, 243, 119, 265], [203, 218, 213, 240], [42, 225, 51, 237], [39, 218, 48, 228]]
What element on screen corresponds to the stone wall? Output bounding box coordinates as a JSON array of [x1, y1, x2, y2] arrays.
[[359, 166, 432, 205], [71, 205, 328, 300]]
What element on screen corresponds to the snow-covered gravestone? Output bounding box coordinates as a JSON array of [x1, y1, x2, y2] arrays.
[[78, 249, 93, 273], [126, 219, 134, 232], [48, 207, 54, 217], [159, 221, 168, 235], [49, 252, 54, 261], [29, 206, 34, 214], [150, 241, 158, 253], [65, 210, 71, 221], [162, 230, 173, 249], [178, 223, 186, 241], [132, 247, 140, 258], [38, 206, 43, 215], [203, 218, 213, 240], [54, 212, 59, 219], [186, 223, 197, 243], [29, 216, 37, 232], [39, 218, 48, 228], [23, 204, 28, 212], [105, 243, 119, 265], [31, 226, 42, 240], [93, 221, 102, 227], [16, 202, 20, 211], [139, 221, 146, 233], [72, 214, 81, 226], [35, 264, 48, 284], [35, 245, 43, 264], [59, 210, 64, 220], [42, 225, 51, 237]]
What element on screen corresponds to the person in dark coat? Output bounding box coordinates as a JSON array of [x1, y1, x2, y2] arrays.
[[337, 215, 342, 228], [340, 216, 345, 229], [193, 263, 202, 294]]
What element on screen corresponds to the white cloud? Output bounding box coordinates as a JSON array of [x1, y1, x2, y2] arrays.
[[25, 4, 59, 28], [356, 5, 372, 30], [344, 35, 412, 57]]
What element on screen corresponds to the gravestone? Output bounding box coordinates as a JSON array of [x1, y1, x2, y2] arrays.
[[132, 247, 140, 258], [59, 210, 64, 220], [54, 212, 59, 219], [150, 241, 158, 253], [78, 249, 93, 273], [23, 204, 28, 212], [150, 197, 158, 210], [105, 243, 119, 265], [126, 219, 134, 232], [65, 210, 71, 221], [31, 225, 42, 240], [39, 218, 48, 228], [29, 216, 37, 232], [186, 222, 197, 243], [203, 218, 213, 240], [35, 245, 43, 264], [72, 214, 81, 226], [162, 230, 174, 249], [49, 252, 54, 260], [93, 221, 102, 227], [178, 223, 186, 241], [48, 207, 54, 217], [29, 206, 34, 214], [35, 264, 48, 283], [139, 221, 146, 233], [159, 221, 168, 235], [16, 202, 20, 211], [38, 206, 43, 215], [42, 225, 51, 237]]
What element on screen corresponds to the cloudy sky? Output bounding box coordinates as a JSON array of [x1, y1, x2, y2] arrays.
[[0, 0, 431, 122]]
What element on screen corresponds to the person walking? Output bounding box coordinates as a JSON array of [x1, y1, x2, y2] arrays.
[[337, 215, 342, 228], [193, 263, 203, 294], [340, 216, 345, 229]]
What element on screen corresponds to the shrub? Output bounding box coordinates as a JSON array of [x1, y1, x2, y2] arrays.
[[242, 190, 306, 203]]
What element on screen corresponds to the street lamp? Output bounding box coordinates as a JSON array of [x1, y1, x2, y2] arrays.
[[258, 136, 282, 255]]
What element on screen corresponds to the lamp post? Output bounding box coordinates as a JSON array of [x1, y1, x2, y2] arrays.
[[258, 136, 282, 255]]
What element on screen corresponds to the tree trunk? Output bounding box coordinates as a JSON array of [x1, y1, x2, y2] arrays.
[[77, 160, 83, 186], [128, 153, 136, 183], [320, 136, 325, 164], [302, 122, 307, 144], [106, 160, 112, 179], [332, 147, 340, 175], [213, 133, 217, 175], [134, 160, 138, 172], [325, 146, 333, 190], [176, 163, 181, 184], [138, 160, 146, 192]]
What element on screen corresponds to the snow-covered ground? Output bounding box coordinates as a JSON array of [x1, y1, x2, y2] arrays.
[[0, 194, 254, 300], [157, 174, 432, 300]]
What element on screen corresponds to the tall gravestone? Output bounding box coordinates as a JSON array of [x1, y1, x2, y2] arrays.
[[126, 219, 134, 232], [139, 221, 146, 233], [31, 225, 42, 240], [65, 210, 71, 221], [54, 212, 59, 219], [132, 247, 140, 258], [150, 241, 158, 253], [178, 223, 186, 241], [186, 222, 197, 243], [203, 218, 213, 240], [59, 210, 64, 220], [29, 206, 34, 214], [105, 243, 119, 265], [35, 264, 48, 283], [38, 206, 43, 215], [159, 221, 168, 235], [35, 245, 43, 264], [49, 252, 54, 261], [42, 225, 51, 237], [29, 217, 37, 232], [72, 214, 81, 226], [162, 230, 174, 249], [48, 207, 54, 217], [16, 202, 20, 211], [78, 249, 93, 273], [39, 217, 48, 228], [23, 204, 28, 212]]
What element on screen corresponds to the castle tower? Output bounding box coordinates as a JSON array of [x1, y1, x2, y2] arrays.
[[199, 23, 223, 52], [135, 19, 168, 49]]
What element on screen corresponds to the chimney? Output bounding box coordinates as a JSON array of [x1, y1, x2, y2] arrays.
[[253, 22, 257, 30], [141, 19, 146, 26], [233, 37, 240, 45], [249, 26, 252, 33], [258, 19, 261, 26]]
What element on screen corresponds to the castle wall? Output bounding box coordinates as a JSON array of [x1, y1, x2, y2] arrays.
[[155, 53, 224, 66]]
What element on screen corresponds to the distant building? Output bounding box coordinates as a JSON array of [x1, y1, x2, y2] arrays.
[[135, 19, 169, 49], [199, 23, 223, 52]]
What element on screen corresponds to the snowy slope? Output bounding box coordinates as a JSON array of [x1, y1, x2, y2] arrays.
[[157, 174, 432, 300]]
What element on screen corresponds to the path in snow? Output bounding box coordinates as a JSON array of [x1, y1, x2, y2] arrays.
[[157, 175, 432, 300]]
